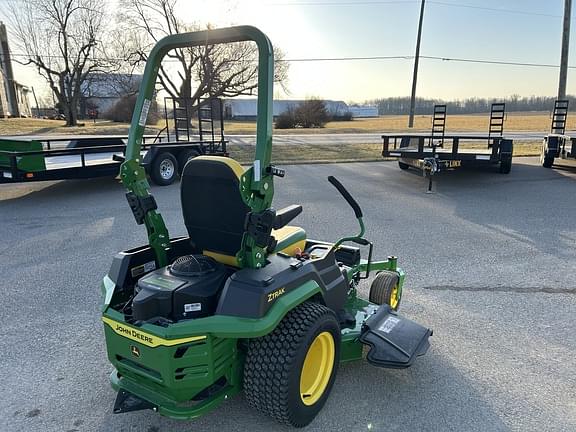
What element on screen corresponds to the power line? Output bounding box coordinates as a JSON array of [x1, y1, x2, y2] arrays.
[[283, 55, 412, 61], [268, 0, 563, 19], [428, 1, 562, 18], [10, 50, 576, 69], [420, 56, 574, 69]]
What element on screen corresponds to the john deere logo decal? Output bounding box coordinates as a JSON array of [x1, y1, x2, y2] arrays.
[[130, 345, 141, 358]]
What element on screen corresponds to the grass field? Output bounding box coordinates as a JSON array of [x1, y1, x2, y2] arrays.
[[0, 112, 566, 137], [224, 112, 565, 134]]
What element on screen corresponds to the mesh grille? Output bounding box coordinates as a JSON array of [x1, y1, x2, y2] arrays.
[[169, 254, 219, 277]]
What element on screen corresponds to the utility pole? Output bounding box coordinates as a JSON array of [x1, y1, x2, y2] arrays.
[[558, 0, 572, 100], [408, 0, 426, 128]]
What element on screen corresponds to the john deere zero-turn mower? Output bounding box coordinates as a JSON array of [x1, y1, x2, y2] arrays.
[[101, 26, 432, 427]]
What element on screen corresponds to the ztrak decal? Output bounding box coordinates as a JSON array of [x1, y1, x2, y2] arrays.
[[102, 317, 206, 348], [267, 287, 286, 303]]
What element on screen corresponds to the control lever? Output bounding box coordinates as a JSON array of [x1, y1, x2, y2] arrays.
[[328, 176, 363, 218]]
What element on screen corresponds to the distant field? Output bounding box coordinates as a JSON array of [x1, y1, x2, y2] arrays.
[[224, 112, 564, 134], [0, 118, 157, 136], [0, 112, 562, 137]]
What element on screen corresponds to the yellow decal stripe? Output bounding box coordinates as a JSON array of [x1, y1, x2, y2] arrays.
[[102, 317, 206, 348]]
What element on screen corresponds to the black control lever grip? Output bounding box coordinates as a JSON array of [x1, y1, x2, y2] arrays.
[[327, 176, 363, 218]]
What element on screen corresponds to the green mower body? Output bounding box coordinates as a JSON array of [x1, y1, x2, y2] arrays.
[[101, 26, 431, 427]]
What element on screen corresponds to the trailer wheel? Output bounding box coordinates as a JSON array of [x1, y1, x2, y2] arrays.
[[150, 152, 178, 186], [499, 160, 512, 174], [542, 155, 554, 168], [177, 150, 199, 175], [369, 271, 401, 311], [398, 161, 410, 170], [244, 302, 340, 428]]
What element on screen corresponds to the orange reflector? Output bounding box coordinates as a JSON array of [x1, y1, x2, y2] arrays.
[[25, 173, 34, 178]]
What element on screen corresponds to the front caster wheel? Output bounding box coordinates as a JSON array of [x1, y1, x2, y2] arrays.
[[244, 302, 340, 428], [369, 270, 401, 310]]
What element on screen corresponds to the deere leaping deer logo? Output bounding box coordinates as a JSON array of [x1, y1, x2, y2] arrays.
[[130, 345, 141, 358]]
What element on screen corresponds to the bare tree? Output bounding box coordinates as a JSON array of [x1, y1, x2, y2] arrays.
[[7, 0, 113, 126], [119, 0, 289, 111]]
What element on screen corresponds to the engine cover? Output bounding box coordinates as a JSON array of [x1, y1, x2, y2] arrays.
[[132, 255, 229, 322]]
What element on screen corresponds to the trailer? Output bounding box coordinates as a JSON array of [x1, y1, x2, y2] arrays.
[[540, 100, 576, 168], [382, 103, 513, 179], [0, 98, 227, 186]]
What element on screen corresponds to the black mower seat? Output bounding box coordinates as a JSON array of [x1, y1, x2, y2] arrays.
[[181, 156, 305, 267]]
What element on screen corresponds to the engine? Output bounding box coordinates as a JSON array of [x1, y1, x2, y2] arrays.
[[132, 254, 229, 322]]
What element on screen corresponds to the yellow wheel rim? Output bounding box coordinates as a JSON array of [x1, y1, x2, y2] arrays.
[[300, 331, 335, 406], [390, 285, 400, 309]]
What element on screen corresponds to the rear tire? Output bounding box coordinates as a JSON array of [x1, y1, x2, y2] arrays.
[[542, 155, 554, 168], [369, 271, 401, 311], [244, 302, 340, 428], [177, 149, 199, 175], [150, 152, 178, 186], [398, 161, 410, 170], [499, 159, 512, 174]]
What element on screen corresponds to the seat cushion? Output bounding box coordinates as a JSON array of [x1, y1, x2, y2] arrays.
[[272, 226, 306, 255], [204, 226, 306, 267], [181, 156, 249, 256]]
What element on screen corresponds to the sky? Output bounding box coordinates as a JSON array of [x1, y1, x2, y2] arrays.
[[0, 0, 574, 103]]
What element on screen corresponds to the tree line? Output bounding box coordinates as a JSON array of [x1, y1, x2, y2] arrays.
[[370, 95, 575, 115]]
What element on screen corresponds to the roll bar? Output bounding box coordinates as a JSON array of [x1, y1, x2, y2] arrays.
[[121, 26, 275, 267]]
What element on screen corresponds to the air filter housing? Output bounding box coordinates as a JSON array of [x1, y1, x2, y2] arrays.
[[132, 255, 229, 322]]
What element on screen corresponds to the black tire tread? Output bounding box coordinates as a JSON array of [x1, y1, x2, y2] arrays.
[[542, 156, 554, 168], [499, 160, 512, 174], [177, 149, 199, 175], [369, 271, 400, 310], [243, 302, 339, 427], [150, 152, 178, 186]]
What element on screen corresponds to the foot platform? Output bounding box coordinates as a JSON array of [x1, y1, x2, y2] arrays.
[[360, 304, 432, 369]]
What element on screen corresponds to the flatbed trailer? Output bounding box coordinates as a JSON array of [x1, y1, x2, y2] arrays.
[[540, 100, 576, 168], [381, 134, 514, 175], [0, 97, 228, 186], [0, 134, 227, 186], [382, 102, 513, 181]]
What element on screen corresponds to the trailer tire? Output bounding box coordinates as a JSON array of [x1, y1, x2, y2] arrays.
[[398, 161, 410, 170], [177, 150, 199, 175], [369, 271, 401, 311], [542, 155, 554, 168], [150, 152, 178, 186], [499, 160, 512, 174], [244, 302, 340, 428]]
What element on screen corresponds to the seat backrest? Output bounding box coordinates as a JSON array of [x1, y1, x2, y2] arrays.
[[181, 156, 249, 257]]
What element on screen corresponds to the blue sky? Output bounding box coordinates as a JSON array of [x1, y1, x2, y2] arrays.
[[2, 0, 573, 102]]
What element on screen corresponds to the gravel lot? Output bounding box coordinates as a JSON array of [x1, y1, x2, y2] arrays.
[[1, 157, 575, 432]]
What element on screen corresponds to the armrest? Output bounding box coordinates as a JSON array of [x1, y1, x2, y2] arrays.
[[273, 205, 302, 229]]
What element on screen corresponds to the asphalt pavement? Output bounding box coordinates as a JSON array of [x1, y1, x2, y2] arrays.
[[1, 157, 575, 432]]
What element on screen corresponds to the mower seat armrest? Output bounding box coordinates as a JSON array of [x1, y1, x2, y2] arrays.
[[273, 205, 302, 230]]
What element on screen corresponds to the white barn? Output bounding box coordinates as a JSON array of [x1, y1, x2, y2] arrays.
[[348, 105, 379, 118], [223, 99, 350, 120]]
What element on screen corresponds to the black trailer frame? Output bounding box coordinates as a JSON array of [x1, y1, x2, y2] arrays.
[[540, 100, 576, 168], [0, 135, 227, 185], [1, 97, 228, 186], [382, 134, 514, 175]]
